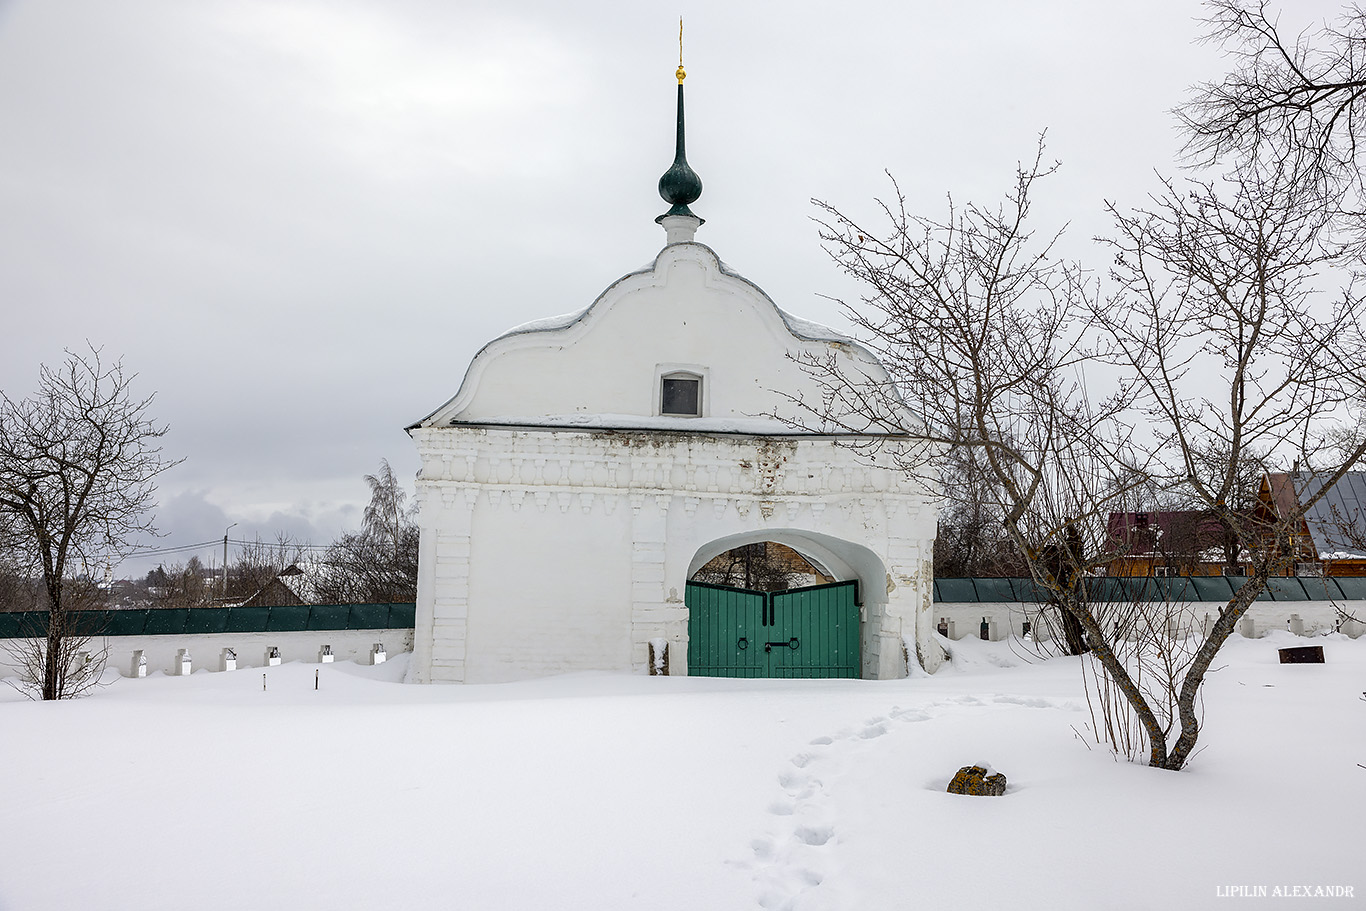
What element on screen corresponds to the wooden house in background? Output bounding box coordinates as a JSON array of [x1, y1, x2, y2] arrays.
[[237, 564, 319, 608], [1260, 471, 1366, 577], [1104, 511, 1238, 577], [1105, 471, 1366, 578]]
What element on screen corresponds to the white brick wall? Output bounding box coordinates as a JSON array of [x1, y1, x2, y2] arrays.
[[413, 429, 937, 682], [0, 628, 414, 680]]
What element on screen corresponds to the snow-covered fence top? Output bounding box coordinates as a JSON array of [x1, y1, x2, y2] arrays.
[[932, 576, 1364, 603], [0, 603, 416, 639]]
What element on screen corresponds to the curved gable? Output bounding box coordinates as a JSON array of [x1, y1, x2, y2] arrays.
[[416, 242, 900, 434]]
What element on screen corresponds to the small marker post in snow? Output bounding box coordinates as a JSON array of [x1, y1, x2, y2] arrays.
[[315, 669, 319, 691], [262, 673, 267, 692]]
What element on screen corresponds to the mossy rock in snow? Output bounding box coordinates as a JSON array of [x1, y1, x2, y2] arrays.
[[947, 765, 1006, 796]]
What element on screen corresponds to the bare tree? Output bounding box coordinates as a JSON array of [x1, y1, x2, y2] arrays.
[[1098, 159, 1366, 554], [1185, 443, 1268, 574], [811, 144, 1366, 769], [933, 517, 1024, 579], [1077, 592, 1211, 765], [0, 348, 178, 699], [809, 138, 1148, 652], [1180, 1, 1366, 222], [145, 556, 214, 609], [314, 529, 418, 604], [314, 460, 418, 604], [932, 446, 1027, 578], [1098, 155, 1366, 770]]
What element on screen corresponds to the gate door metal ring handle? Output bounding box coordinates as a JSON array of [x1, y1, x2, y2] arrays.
[[789, 637, 800, 649], [737, 637, 748, 650]]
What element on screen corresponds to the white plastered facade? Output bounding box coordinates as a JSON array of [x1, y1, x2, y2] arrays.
[[409, 224, 940, 683]]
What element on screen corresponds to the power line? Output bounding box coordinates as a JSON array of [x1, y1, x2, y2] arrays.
[[227, 538, 330, 551], [124, 536, 333, 562], [126, 539, 221, 558]]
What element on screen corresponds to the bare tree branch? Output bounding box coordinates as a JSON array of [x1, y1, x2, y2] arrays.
[[1179, 1, 1366, 223]]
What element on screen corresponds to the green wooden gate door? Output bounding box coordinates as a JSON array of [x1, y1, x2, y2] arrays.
[[768, 581, 861, 678], [684, 582, 766, 677], [686, 580, 860, 678]]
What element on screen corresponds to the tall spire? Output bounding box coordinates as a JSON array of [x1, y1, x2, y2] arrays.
[[656, 18, 703, 234]]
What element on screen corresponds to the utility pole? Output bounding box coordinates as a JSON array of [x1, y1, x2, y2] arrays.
[[222, 522, 237, 600]]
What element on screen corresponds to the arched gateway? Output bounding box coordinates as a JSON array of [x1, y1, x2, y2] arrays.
[[407, 61, 939, 683]]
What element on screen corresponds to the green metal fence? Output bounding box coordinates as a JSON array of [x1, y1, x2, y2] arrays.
[[0, 603, 417, 639]]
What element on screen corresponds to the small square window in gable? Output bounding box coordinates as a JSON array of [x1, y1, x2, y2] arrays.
[[661, 373, 702, 416]]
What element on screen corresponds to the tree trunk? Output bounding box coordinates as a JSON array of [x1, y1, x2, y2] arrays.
[[1164, 574, 1269, 769], [1057, 608, 1088, 657], [42, 589, 62, 701], [1065, 600, 1173, 768]]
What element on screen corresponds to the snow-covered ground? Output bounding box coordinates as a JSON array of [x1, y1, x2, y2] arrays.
[[2, 631, 1361, 910]]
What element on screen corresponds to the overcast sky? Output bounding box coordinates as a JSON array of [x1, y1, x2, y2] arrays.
[[0, 0, 1344, 578]]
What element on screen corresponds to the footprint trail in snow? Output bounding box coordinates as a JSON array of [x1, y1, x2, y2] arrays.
[[742, 705, 932, 910], [739, 691, 1082, 909]]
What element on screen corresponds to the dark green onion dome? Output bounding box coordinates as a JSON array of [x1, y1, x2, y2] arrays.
[[656, 65, 703, 224]]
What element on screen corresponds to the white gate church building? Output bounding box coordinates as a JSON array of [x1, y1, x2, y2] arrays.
[[408, 61, 939, 683]]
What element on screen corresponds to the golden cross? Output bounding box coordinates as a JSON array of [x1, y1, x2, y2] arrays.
[[676, 18, 686, 83]]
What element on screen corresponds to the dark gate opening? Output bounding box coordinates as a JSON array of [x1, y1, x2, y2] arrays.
[[690, 541, 833, 592]]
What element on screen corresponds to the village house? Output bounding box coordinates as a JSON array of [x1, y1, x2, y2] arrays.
[[1260, 471, 1366, 576], [1105, 471, 1366, 578]]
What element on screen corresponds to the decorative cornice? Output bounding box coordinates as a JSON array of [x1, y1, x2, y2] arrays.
[[412, 427, 929, 502]]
